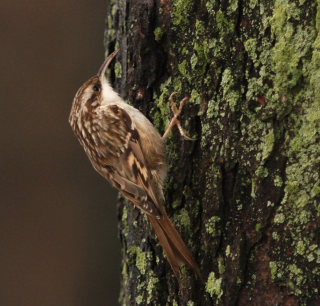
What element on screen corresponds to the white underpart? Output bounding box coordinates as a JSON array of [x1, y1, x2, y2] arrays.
[[100, 78, 155, 131]]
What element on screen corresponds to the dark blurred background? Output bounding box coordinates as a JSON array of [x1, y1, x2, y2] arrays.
[[0, 1, 120, 305]]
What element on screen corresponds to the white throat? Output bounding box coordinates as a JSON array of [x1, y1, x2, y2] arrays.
[[101, 78, 121, 105]]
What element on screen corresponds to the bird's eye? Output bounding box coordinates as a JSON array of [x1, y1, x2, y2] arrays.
[[92, 84, 101, 92]]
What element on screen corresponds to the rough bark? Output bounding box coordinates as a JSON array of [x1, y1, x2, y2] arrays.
[[104, 0, 320, 305]]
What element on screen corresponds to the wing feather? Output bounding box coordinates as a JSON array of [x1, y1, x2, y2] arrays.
[[97, 104, 163, 218]]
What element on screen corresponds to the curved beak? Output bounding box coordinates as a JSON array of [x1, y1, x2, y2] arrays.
[[98, 49, 120, 79]]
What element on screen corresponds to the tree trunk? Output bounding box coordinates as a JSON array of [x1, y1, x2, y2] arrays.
[[104, 0, 320, 305]]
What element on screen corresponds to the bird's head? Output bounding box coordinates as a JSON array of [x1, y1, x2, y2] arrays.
[[69, 50, 120, 126]]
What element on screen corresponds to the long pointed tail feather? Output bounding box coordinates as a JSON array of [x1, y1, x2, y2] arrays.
[[148, 213, 202, 279]]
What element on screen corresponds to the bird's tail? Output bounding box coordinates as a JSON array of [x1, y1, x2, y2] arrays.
[[147, 212, 202, 279]]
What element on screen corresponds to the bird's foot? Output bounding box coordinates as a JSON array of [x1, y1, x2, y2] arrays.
[[162, 92, 194, 140]]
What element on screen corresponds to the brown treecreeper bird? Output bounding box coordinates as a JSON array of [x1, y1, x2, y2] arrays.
[[69, 50, 201, 279]]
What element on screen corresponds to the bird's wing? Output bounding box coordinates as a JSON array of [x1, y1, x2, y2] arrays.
[[97, 104, 163, 218]]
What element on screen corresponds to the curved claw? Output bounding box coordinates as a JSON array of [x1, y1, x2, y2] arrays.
[[176, 120, 196, 141], [162, 93, 195, 140]]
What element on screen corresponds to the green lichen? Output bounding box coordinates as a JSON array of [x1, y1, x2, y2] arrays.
[[190, 53, 198, 70], [261, 128, 275, 161], [178, 60, 189, 77], [121, 261, 128, 286], [154, 27, 164, 41], [271, 89, 320, 296], [190, 89, 201, 105], [249, 0, 258, 9], [264, 2, 320, 298], [274, 212, 285, 224], [255, 223, 262, 232], [244, 38, 258, 64], [136, 250, 147, 275], [296, 240, 306, 256], [267, 201, 275, 207], [267, 0, 316, 118], [220, 68, 242, 112], [172, 0, 194, 27], [206, 272, 223, 299], [171, 199, 181, 209], [206, 0, 215, 14], [206, 99, 219, 119], [288, 264, 304, 289], [255, 165, 269, 178], [311, 183, 320, 198], [272, 231, 280, 241], [251, 180, 257, 198], [154, 78, 172, 131], [193, 39, 215, 66], [269, 261, 278, 279], [128, 246, 149, 275], [228, 0, 238, 12], [205, 216, 221, 236], [114, 61, 122, 78], [135, 295, 143, 305], [218, 256, 225, 275], [215, 10, 235, 36], [274, 175, 283, 187], [146, 274, 159, 304], [195, 19, 205, 37], [174, 208, 191, 230], [226, 245, 231, 257], [121, 206, 128, 236]]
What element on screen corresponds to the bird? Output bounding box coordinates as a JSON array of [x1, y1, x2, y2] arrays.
[[69, 50, 201, 279]]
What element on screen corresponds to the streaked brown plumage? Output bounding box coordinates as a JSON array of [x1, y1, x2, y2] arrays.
[[69, 50, 201, 279]]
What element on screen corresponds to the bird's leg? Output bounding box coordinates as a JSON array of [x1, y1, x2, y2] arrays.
[[162, 93, 193, 140]]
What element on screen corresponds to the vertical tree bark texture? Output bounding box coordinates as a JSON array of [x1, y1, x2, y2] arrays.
[[104, 0, 320, 305]]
